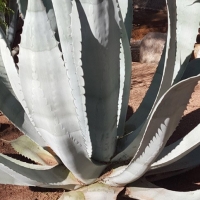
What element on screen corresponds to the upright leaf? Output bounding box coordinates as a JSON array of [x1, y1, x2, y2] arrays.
[[55, 0, 121, 161], [118, 0, 133, 40], [0, 29, 46, 147], [112, 0, 132, 137], [173, 0, 200, 83]]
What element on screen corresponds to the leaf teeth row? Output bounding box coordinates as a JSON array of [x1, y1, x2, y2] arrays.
[[113, 0, 125, 129], [1, 136, 59, 166], [70, 1, 92, 157], [51, 0, 92, 158]]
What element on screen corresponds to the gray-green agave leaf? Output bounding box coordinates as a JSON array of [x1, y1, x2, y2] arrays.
[[126, 179, 200, 200]]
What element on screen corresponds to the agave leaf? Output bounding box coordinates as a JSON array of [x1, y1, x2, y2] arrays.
[[1, 135, 59, 166], [0, 28, 15, 96], [154, 0, 177, 99], [173, 0, 200, 83], [117, 41, 200, 160], [0, 168, 25, 185], [18, 0, 105, 183], [41, 0, 59, 41], [50, 0, 92, 159], [79, 183, 123, 200], [0, 85, 46, 147], [79, 0, 121, 161], [114, 74, 200, 161], [147, 168, 191, 182], [125, 0, 176, 131], [42, 0, 59, 41], [116, 122, 144, 153], [125, 43, 167, 133], [0, 153, 81, 189], [104, 75, 200, 186], [59, 183, 123, 200], [126, 179, 200, 200], [0, 153, 56, 170], [151, 123, 200, 169], [16, 0, 58, 42], [58, 191, 85, 200], [0, 163, 79, 189], [114, 1, 132, 137], [106, 119, 170, 186], [181, 58, 200, 80], [0, 29, 24, 103], [17, 0, 58, 38], [148, 145, 200, 176], [0, 164, 34, 186], [0, 25, 36, 128], [0, 29, 46, 147], [118, 0, 133, 40]]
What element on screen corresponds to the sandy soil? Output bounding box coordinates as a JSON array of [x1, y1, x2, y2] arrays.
[[1, 7, 200, 200]]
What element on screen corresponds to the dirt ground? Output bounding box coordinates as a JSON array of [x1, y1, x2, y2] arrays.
[[1, 8, 200, 200]]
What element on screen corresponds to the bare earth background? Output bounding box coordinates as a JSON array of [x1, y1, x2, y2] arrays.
[[1, 8, 200, 200]]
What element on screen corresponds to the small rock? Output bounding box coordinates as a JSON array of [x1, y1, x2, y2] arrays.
[[139, 32, 167, 64]]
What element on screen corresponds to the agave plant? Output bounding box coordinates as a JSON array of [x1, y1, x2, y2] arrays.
[[0, 0, 200, 199]]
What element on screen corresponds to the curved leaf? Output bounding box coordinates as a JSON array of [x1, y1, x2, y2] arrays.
[[181, 58, 200, 80], [151, 124, 200, 169], [0, 164, 33, 186], [118, 0, 133, 40], [113, 0, 132, 137], [125, 0, 176, 131], [2, 135, 59, 166], [59, 191, 85, 200], [78, 183, 123, 200], [148, 145, 200, 176], [104, 75, 200, 186], [124, 46, 166, 132], [0, 29, 24, 103], [0, 154, 80, 189], [59, 183, 123, 200], [126, 179, 200, 200], [0, 153, 56, 170]]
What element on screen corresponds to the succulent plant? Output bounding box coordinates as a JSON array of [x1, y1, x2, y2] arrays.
[[0, 0, 200, 199]]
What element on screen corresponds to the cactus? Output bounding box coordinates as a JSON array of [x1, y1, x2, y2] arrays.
[[0, 0, 200, 199]]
